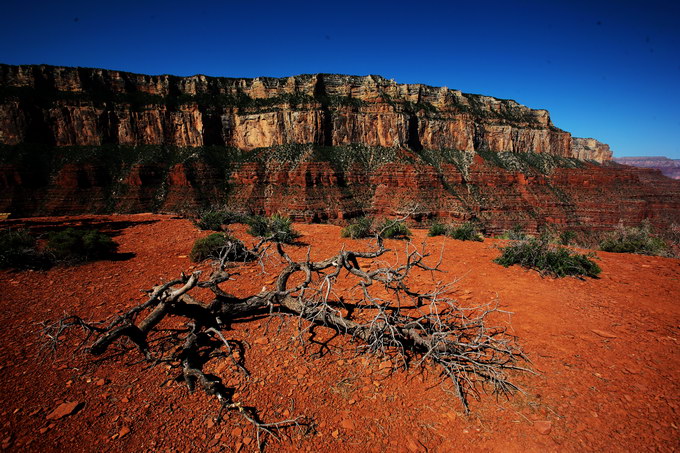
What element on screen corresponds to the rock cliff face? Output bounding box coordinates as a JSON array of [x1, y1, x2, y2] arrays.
[[1, 64, 602, 160], [571, 138, 613, 163], [1, 64, 678, 232], [614, 156, 680, 180]]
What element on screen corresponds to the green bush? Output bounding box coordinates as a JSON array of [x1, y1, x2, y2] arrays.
[[599, 222, 667, 255], [449, 222, 483, 242], [341, 217, 374, 239], [0, 229, 48, 269], [428, 222, 448, 237], [559, 230, 577, 246], [47, 228, 118, 262], [497, 224, 527, 241], [190, 233, 253, 262], [246, 214, 301, 244], [377, 219, 411, 239], [194, 209, 245, 231], [494, 236, 601, 278]]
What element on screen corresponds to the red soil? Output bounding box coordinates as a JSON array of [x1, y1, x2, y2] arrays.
[[0, 214, 678, 452]]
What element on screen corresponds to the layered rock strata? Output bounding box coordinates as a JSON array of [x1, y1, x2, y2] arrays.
[[1, 64, 678, 232], [1, 64, 605, 161]]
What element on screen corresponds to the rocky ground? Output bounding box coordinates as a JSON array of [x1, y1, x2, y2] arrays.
[[0, 214, 678, 452]]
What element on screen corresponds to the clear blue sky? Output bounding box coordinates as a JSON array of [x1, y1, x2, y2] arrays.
[[1, 0, 678, 158]]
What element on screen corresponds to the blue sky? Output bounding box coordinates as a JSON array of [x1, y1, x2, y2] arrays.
[[1, 0, 678, 158]]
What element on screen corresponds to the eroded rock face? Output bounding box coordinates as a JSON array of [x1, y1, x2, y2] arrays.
[[1, 64, 599, 158], [571, 138, 613, 163], [2, 64, 678, 232]]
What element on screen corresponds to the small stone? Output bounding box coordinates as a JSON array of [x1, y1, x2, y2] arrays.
[[340, 419, 354, 430], [119, 426, 130, 438], [121, 397, 129, 403], [331, 430, 339, 439], [254, 337, 269, 345], [46, 401, 81, 420], [534, 420, 552, 435], [378, 360, 391, 370], [231, 427, 242, 437], [39, 427, 49, 434], [206, 418, 215, 429], [242, 437, 252, 445], [96, 379, 106, 386], [591, 329, 617, 339]]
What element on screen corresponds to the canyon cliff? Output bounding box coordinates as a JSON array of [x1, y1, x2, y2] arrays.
[[1, 64, 678, 233]]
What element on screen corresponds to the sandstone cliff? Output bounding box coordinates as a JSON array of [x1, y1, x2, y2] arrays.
[[2, 64, 678, 233], [0, 64, 607, 161]]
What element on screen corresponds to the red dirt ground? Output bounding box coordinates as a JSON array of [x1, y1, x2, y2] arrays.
[[1, 214, 678, 452]]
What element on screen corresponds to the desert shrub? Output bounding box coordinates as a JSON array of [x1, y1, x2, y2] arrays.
[[47, 228, 118, 262], [494, 236, 601, 278], [0, 229, 49, 269], [190, 233, 253, 262], [599, 222, 666, 255], [498, 224, 527, 241], [341, 217, 374, 239], [194, 209, 245, 231], [449, 222, 483, 242], [559, 230, 577, 246], [428, 222, 448, 237], [246, 214, 300, 244], [377, 219, 411, 239]]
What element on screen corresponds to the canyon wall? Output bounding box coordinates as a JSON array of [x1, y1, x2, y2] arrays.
[[1, 64, 679, 232], [0, 64, 606, 161]]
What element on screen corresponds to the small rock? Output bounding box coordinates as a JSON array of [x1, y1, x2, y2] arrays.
[[331, 430, 339, 439], [96, 378, 106, 386], [121, 397, 129, 403], [206, 418, 215, 429], [254, 337, 269, 345], [242, 437, 252, 445], [46, 401, 81, 420], [340, 419, 354, 430], [378, 360, 391, 370], [39, 427, 49, 434], [591, 329, 617, 339], [118, 426, 130, 438], [231, 427, 242, 437], [534, 420, 552, 435]]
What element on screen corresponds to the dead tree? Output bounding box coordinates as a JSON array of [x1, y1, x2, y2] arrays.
[[44, 233, 529, 449]]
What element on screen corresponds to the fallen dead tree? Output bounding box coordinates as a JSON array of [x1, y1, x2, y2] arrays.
[[43, 233, 529, 450]]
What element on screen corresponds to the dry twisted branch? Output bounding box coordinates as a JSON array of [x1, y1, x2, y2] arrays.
[[44, 234, 529, 449]]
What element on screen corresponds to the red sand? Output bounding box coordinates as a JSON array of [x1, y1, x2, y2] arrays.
[[1, 214, 678, 452]]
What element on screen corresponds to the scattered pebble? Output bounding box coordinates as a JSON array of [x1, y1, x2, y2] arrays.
[[534, 421, 552, 435], [46, 401, 81, 420]]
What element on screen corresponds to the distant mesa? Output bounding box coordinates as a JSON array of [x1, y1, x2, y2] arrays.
[[614, 156, 680, 180]]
